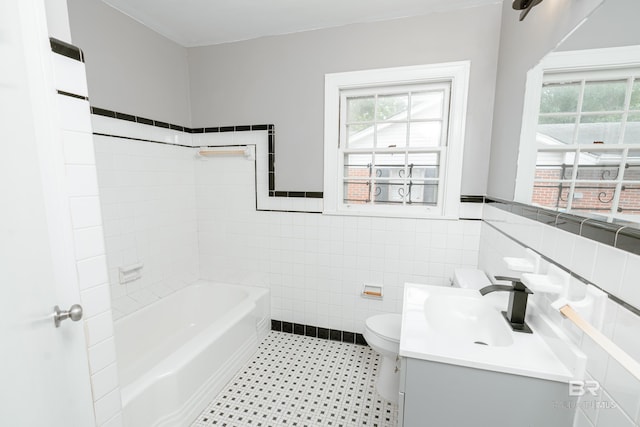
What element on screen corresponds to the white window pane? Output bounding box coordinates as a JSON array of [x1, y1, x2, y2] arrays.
[[343, 181, 370, 204], [409, 122, 442, 147], [374, 151, 405, 165], [537, 116, 576, 145], [411, 91, 444, 119], [408, 182, 438, 205], [574, 149, 622, 181], [624, 112, 640, 145], [347, 123, 374, 148], [373, 182, 405, 204], [582, 80, 627, 112], [618, 184, 640, 214], [377, 122, 407, 148], [407, 152, 439, 165], [371, 181, 439, 205], [344, 154, 371, 178], [623, 150, 640, 181], [540, 82, 580, 113], [406, 153, 439, 181], [376, 93, 408, 121], [534, 150, 574, 181], [532, 182, 570, 210], [347, 96, 375, 123], [631, 80, 640, 110], [374, 165, 405, 180], [374, 152, 405, 180], [571, 183, 617, 213], [576, 114, 622, 144]]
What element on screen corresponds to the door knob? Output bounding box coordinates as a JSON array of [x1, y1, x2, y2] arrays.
[[54, 304, 83, 328]]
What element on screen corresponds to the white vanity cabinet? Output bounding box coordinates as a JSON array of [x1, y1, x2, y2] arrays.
[[398, 283, 586, 427], [398, 356, 576, 427]]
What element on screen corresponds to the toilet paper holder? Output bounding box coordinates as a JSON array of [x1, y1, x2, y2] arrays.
[[362, 284, 383, 299]]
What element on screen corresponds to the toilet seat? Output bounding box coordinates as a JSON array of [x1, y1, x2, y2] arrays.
[[365, 314, 401, 343]]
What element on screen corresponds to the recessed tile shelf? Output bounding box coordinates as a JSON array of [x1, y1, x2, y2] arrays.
[[270, 319, 368, 346]]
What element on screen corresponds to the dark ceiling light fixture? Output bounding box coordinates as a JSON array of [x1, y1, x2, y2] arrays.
[[512, 0, 544, 21]]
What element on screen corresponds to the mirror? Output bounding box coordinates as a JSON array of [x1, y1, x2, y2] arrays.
[[516, 0, 640, 225]]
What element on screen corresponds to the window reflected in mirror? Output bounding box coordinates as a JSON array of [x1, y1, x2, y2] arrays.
[[529, 61, 640, 221]]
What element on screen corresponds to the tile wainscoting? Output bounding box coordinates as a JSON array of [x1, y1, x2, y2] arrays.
[[479, 203, 640, 427], [94, 112, 482, 332]]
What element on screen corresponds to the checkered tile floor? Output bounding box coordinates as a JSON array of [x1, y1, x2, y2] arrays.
[[191, 331, 398, 427]]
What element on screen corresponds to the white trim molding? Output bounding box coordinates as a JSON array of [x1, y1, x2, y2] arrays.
[[323, 62, 471, 219]]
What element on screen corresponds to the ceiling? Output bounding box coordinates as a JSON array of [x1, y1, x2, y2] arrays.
[[100, 0, 501, 47]]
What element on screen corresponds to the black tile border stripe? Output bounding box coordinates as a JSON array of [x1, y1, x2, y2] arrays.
[[93, 132, 193, 148], [91, 106, 271, 135], [460, 195, 485, 203], [485, 196, 640, 256], [50, 37, 84, 62], [88, 106, 494, 207], [57, 90, 88, 101], [270, 319, 368, 346], [90, 106, 322, 199], [483, 219, 640, 317]]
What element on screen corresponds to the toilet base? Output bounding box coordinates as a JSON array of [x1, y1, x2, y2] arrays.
[[375, 354, 399, 404]]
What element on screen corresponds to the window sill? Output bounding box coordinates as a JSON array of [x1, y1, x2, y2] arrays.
[[322, 208, 460, 221]]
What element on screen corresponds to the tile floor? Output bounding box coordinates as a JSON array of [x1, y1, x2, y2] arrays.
[[191, 331, 399, 427]]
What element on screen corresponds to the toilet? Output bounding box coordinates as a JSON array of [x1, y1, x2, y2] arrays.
[[363, 313, 402, 403], [363, 269, 491, 403], [452, 268, 491, 290]]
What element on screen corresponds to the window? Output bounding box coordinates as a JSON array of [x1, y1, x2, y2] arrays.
[[518, 51, 640, 221], [323, 63, 470, 218], [533, 70, 640, 217], [516, 47, 640, 222]]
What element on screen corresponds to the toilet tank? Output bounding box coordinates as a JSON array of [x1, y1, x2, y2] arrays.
[[452, 268, 491, 290]]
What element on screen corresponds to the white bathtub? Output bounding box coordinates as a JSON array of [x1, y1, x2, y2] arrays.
[[114, 281, 270, 427]]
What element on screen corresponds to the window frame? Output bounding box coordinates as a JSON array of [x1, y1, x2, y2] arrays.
[[515, 46, 640, 221], [323, 62, 470, 219]]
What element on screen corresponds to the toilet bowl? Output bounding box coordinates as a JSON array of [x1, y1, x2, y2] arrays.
[[363, 313, 402, 404]]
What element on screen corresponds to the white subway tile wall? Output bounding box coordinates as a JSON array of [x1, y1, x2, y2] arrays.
[[93, 135, 200, 319], [92, 118, 480, 333], [51, 53, 89, 97], [93, 122, 480, 331], [479, 204, 640, 427], [195, 155, 481, 333], [94, 388, 123, 426], [53, 51, 122, 426]]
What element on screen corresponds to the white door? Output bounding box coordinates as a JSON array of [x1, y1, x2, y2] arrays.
[[0, 0, 96, 425]]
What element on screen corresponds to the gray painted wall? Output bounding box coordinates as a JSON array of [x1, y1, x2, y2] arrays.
[[67, 0, 192, 125], [45, 0, 72, 42], [187, 5, 502, 193], [486, 0, 604, 200], [557, 0, 640, 52]]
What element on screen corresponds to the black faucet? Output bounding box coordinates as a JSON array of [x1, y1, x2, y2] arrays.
[[479, 276, 533, 334]]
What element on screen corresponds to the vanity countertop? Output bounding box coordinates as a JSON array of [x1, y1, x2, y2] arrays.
[[399, 282, 586, 383]]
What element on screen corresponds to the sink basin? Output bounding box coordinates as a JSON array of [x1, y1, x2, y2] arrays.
[[400, 282, 587, 383], [423, 294, 513, 347]]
